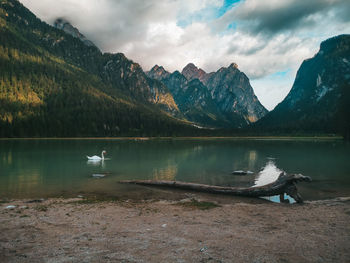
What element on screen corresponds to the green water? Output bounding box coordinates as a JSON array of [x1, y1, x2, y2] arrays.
[[0, 138, 349, 201]]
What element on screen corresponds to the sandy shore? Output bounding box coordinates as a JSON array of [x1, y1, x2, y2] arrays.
[[1, 194, 349, 263]]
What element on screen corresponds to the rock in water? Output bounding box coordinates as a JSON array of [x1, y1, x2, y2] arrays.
[[92, 174, 106, 178]]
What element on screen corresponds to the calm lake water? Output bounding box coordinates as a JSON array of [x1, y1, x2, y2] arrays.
[[0, 138, 349, 201]]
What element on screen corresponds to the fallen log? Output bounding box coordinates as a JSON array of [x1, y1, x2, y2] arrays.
[[120, 173, 312, 203]]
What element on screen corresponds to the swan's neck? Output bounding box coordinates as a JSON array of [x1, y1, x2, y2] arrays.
[[101, 151, 105, 160]]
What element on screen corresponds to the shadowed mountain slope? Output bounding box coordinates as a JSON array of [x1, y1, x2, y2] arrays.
[[255, 34, 350, 138]]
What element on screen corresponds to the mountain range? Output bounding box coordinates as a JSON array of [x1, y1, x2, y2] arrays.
[[0, 0, 349, 138], [147, 63, 268, 128]]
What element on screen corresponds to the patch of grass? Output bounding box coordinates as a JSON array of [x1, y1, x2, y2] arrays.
[[177, 199, 220, 210]]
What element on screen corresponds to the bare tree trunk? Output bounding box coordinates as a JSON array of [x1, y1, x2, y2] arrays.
[[120, 173, 311, 203]]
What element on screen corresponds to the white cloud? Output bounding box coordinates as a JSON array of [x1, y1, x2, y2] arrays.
[[19, 0, 350, 109]]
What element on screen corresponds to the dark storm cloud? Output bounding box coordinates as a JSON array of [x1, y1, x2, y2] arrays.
[[334, 1, 350, 23], [218, 0, 350, 35]]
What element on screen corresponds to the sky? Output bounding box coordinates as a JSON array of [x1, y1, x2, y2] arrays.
[[20, 0, 350, 110]]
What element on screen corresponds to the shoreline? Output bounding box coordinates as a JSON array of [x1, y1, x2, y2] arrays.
[[1, 195, 349, 262], [0, 136, 344, 141]]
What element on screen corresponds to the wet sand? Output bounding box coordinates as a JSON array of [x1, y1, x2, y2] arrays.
[[1, 194, 349, 263]]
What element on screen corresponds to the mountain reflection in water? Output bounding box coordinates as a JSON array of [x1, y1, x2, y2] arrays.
[[254, 160, 283, 187], [253, 160, 295, 203]]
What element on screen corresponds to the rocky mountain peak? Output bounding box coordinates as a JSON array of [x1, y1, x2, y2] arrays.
[[181, 63, 207, 83], [147, 64, 170, 80], [182, 63, 197, 71], [147, 60, 267, 128], [319, 34, 349, 54], [53, 18, 97, 48], [151, 64, 160, 70], [204, 63, 268, 125], [229, 63, 239, 69]]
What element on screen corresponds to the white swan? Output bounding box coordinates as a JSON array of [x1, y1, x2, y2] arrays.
[[87, 150, 106, 161]]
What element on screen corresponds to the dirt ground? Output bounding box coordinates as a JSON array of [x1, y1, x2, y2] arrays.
[[0, 194, 349, 263]]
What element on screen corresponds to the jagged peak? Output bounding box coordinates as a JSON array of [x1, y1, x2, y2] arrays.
[[183, 63, 207, 73], [229, 63, 239, 69], [150, 64, 166, 72], [182, 63, 208, 83], [183, 62, 197, 69], [54, 17, 69, 27], [54, 17, 79, 36], [53, 17, 97, 48], [216, 63, 240, 74], [146, 64, 170, 80], [182, 62, 208, 73]]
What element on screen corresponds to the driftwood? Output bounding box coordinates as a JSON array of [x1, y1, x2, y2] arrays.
[[120, 173, 312, 203]]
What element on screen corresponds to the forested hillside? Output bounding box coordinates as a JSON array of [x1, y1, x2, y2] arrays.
[[0, 0, 195, 137]]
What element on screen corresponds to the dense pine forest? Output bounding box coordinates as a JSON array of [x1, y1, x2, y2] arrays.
[[0, 0, 201, 137]]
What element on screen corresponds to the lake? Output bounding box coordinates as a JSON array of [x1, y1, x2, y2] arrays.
[[0, 138, 349, 202]]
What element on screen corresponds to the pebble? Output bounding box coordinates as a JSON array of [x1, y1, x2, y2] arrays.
[[200, 246, 208, 252]]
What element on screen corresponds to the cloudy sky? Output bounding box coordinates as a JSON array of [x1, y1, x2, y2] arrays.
[[20, 0, 350, 110]]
